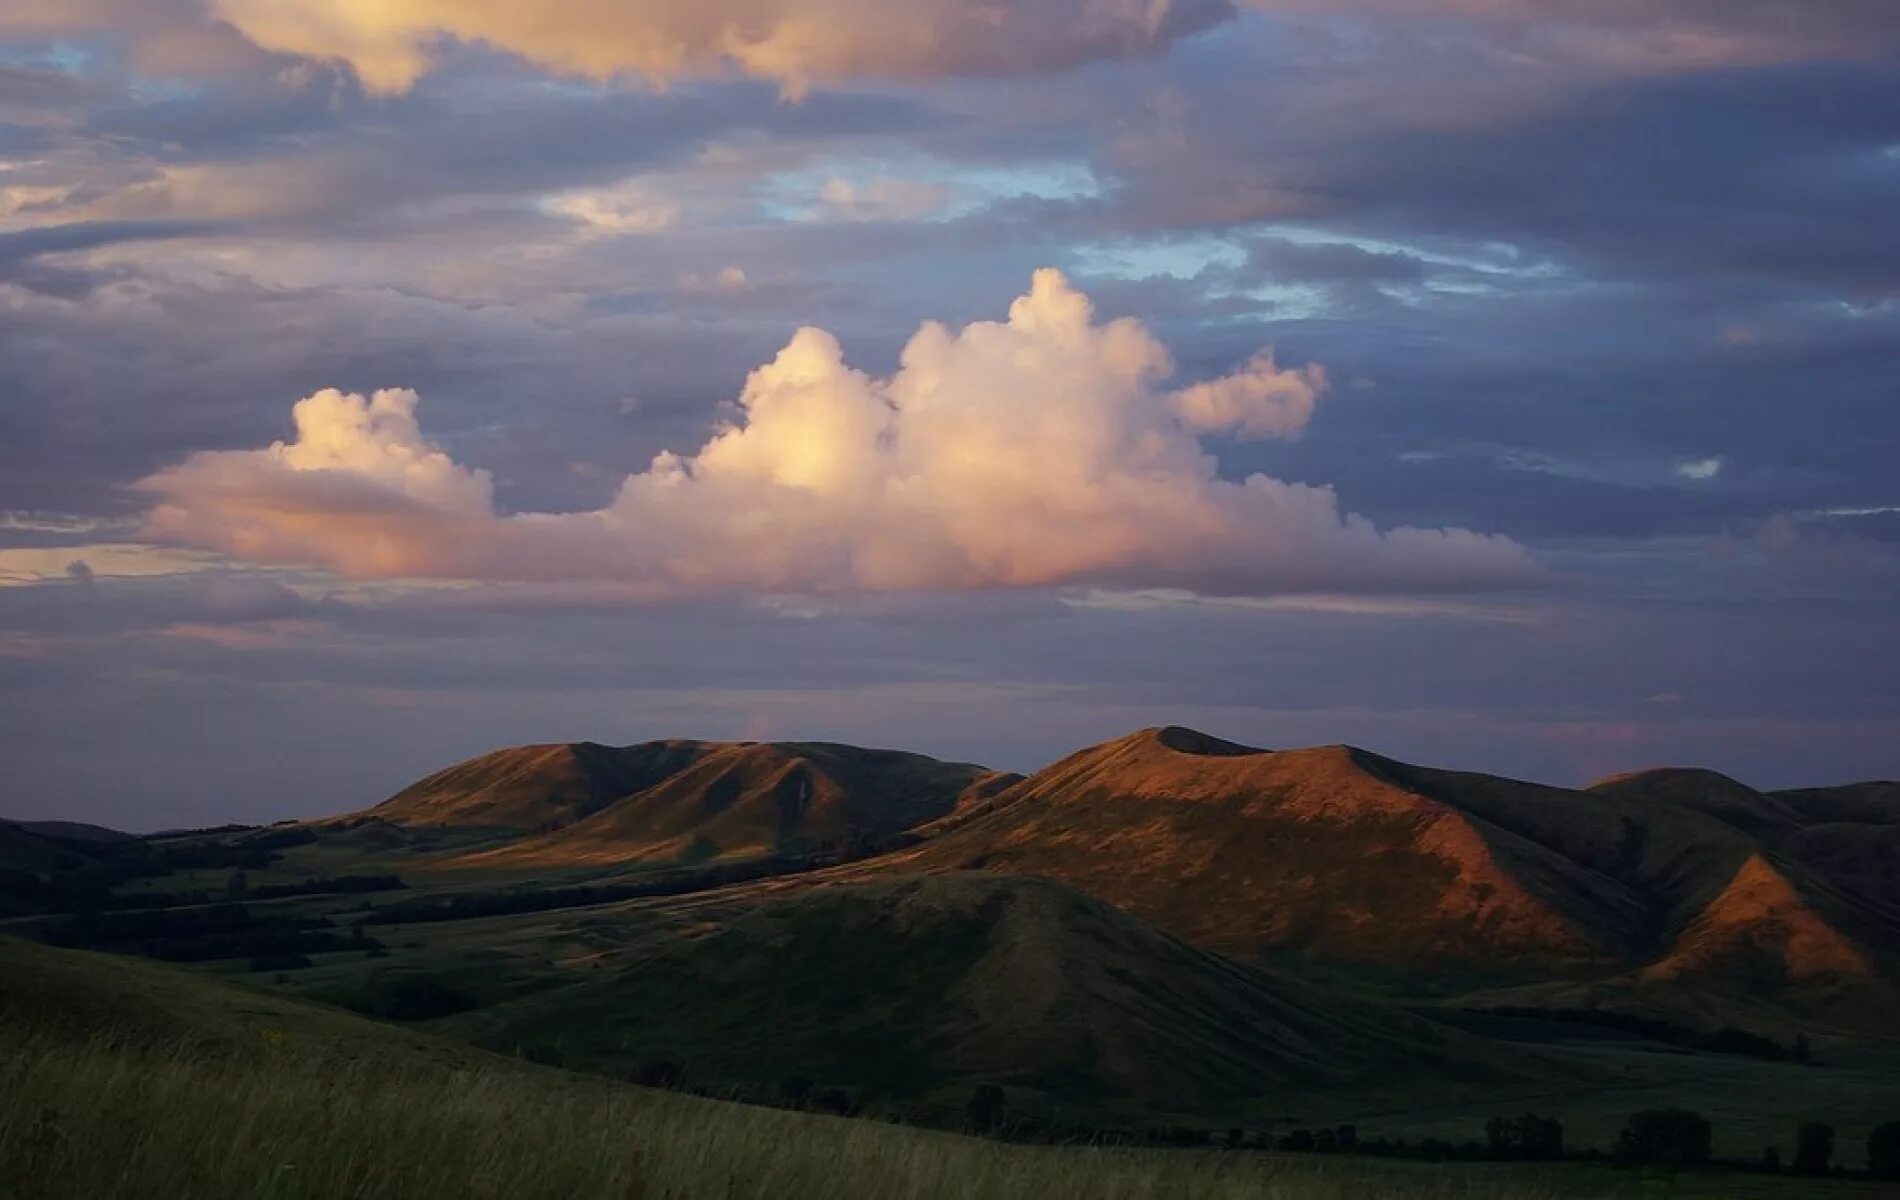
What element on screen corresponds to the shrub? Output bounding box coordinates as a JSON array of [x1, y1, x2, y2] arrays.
[[1615, 1109, 1711, 1169], [1485, 1114, 1563, 1160]]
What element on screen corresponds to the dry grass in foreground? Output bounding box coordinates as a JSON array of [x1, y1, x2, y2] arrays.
[[0, 1027, 1612, 1200]]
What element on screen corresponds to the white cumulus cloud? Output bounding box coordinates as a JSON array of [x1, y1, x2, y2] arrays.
[[138, 269, 1536, 597]]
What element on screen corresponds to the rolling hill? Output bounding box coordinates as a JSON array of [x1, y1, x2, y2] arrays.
[[434, 872, 1547, 1120], [346, 738, 1014, 868], [0, 937, 1684, 1200]]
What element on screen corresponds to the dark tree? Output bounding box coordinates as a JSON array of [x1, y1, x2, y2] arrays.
[[1226, 1128, 1245, 1149], [1615, 1109, 1711, 1169], [1792, 1122, 1834, 1175], [1335, 1125, 1357, 1153], [1758, 1146, 1781, 1173], [966, 1085, 1006, 1134], [1868, 1121, 1900, 1181], [1279, 1129, 1316, 1153], [226, 870, 248, 898], [1793, 1033, 1811, 1064]]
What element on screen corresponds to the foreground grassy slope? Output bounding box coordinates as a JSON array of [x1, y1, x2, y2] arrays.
[[8, 936, 1892, 1200]]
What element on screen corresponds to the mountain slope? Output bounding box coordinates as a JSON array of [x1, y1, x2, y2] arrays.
[[455, 742, 1009, 869], [361, 740, 719, 832], [877, 728, 1646, 976], [864, 727, 1898, 1033], [357, 738, 1012, 869], [442, 873, 1546, 1119]]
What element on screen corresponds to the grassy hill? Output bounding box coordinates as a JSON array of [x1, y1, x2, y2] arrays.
[[425, 873, 1543, 1123], [346, 737, 1012, 871], [0, 935, 1741, 1200]]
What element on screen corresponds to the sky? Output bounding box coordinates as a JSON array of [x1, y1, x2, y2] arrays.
[[1, 1, 1897, 830]]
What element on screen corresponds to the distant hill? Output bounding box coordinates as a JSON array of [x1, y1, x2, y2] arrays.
[[353, 738, 1015, 869], [0, 822, 77, 873], [360, 740, 719, 832], [868, 726, 1899, 1033], [0, 818, 133, 844], [440, 873, 1547, 1120]]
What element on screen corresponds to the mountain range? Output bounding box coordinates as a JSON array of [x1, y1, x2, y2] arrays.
[[7, 724, 1896, 1126]]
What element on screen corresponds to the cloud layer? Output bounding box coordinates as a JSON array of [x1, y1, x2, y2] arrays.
[[209, 0, 1233, 95], [139, 270, 1532, 596]]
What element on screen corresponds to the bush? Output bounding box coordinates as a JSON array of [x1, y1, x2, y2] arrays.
[[1868, 1121, 1900, 1180], [1792, 1121, 1833, 1175], [1485, 1114, 1563, 1161], [1615, 1109, 1711, 1169]]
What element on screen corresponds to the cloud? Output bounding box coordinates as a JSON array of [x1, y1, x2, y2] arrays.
[[1676, 457, 1723, 481], [1239, 1, 1900, 73], [137, 269, 1533, 597], [1171, 351, 1324, 439], [208, 0, 1234, 97]]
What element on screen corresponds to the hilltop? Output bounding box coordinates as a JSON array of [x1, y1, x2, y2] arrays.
[[345, 738, 1012, 868]]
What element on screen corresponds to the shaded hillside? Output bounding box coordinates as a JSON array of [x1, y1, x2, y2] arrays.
[[451, 742, 1011, 869], [871, 727, 1898, 1032], [0, 942, 1644, 1200], [0, 935, 507, 1069], [441, 873, 1544, 1119], [0, 820, 88, 874], [2, 818, 133, 844]]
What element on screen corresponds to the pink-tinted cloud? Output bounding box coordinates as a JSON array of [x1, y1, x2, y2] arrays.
[[207, 0, 1233, 96], [137, 270, 1535, 597]]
